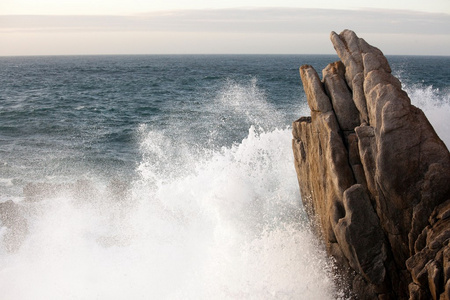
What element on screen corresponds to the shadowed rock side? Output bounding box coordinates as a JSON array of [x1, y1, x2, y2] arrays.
[[292, 29, 450, 299]]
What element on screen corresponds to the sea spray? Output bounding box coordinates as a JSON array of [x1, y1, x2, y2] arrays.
[[0, 127, 342, 299], [0, 75, 343, 299]]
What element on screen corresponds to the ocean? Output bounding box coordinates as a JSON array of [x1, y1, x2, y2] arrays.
[[0, 54, 449, 299]]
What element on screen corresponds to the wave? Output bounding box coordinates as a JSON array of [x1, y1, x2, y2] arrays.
[[0, 127, 343, 299], [0, 79, 343, 299]]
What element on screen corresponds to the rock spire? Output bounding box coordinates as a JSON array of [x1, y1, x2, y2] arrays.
[[292, 29, 450, 299]]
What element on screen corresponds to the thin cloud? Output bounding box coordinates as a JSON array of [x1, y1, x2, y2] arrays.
[[1, 8, 449, 35]]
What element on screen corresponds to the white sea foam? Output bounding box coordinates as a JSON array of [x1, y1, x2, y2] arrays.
[[0, 82, 343, 299], [0, 128, 342, 299], [0, 178, 13, 187]]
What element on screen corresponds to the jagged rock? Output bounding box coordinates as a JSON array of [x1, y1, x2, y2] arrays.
[[444, 279, 450, 300], [292, 29, 450, 299], [294, 64, 355, 248], [444, 246, 450, 284], [353, 274, 379, 300], [409, 282, 430, 300], [427, 260, 442, 300], [322, 61, 360, 133], [334, 184, 387, 285], [406, 199, 450, 299]]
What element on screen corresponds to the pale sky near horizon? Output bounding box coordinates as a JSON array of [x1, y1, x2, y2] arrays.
[[1, 0, 449, 56]]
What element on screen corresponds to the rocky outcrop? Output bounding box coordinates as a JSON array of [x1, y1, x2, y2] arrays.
[[292, 29, 450, 299], [407, 200, 450, 299]]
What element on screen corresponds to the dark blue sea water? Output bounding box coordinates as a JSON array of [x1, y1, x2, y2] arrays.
[[0, 55, 449, 299]]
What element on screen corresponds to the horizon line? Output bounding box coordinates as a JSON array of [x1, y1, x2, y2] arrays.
[[2, 53, 449, 58]]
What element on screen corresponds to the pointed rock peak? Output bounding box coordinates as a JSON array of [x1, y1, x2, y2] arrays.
[[330, 29, 391, 75], [299, 65, 332, 113]]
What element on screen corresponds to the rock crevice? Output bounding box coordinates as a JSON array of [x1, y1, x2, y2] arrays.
[[292, 29, 450, 299]]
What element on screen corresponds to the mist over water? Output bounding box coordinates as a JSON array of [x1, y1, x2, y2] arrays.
[[0, 55, 448, 299]]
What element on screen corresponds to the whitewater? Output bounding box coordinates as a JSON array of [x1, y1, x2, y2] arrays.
[[0, 55, 448, 299]]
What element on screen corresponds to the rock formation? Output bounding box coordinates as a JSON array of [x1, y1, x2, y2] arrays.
[[292, 29, 450, 299]]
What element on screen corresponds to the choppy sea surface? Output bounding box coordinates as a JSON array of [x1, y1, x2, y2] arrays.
[[0, 55, 449, 299]]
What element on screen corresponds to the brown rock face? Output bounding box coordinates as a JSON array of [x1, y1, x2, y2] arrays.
[[292, 29, 450, 299]]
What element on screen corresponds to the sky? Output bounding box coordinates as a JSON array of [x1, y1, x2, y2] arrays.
[[1, 0, 449, 56]]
